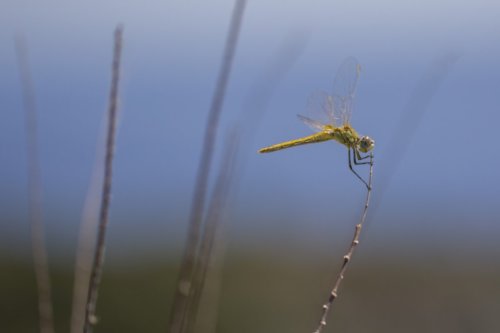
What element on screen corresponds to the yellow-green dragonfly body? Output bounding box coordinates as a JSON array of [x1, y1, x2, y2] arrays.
[[259, 57, 374, 187], [259, 122, 372, 154]]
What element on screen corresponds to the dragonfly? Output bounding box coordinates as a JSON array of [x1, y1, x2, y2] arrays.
[[259, 57, 374, 188]]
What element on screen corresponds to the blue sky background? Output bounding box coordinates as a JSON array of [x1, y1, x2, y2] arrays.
[[1, 0, 499, 260]]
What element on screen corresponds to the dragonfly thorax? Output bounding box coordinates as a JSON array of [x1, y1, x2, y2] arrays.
[[332, 125, 358, 147]]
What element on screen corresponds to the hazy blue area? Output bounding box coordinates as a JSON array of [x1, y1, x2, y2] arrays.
[[1, 0, 499, 260]]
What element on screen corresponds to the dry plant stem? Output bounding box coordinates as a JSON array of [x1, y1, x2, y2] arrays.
[[313, 153, 374, 333], [168, 1, 247, 332], [83, 25, 123, 333], [15, 35, 55, 333]]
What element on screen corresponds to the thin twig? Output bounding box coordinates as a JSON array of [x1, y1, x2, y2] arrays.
[[83, 25, 123, 333], [15, 35, 55, 333], [167, 1, 247, 332], [312, 153, 374, 333]]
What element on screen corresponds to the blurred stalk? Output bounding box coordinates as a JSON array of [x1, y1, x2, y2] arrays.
[[83, 25, 123, 333], [185, 130, 240, 333], [70, 121, 106, 333], [239, 29, 309, 143], [167, 1, 247, 333], [371, 53, 460, 215], [186, 30, 308, 333], [15, 35, 55, 333]]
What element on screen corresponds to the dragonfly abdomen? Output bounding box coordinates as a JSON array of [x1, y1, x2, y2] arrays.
[[259, 131, 333, 153]]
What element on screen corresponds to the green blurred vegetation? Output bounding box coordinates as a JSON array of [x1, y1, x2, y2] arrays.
[[1, 250, 499, 333]]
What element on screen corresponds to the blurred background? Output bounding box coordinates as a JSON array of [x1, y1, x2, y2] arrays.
[[1, 0, 499, 332]]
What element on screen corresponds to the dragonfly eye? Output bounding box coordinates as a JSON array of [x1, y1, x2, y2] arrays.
[[358, 136, 374, 153]]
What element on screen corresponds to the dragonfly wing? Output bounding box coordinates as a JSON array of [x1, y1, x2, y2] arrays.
[[297, 114, 325, 132], [305, 90, 337, 127], [331, 57, 361, 125]]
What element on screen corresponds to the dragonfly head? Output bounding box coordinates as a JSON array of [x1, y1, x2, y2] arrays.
[[358, 136, 375, 153]]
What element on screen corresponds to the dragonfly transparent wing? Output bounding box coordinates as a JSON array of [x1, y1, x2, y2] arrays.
[[331, 57, 361, 125], [300, 90, 337, 130], [297, 114, 325, 132]]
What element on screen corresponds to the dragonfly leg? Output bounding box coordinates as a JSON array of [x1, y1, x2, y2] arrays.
[[348, 148, 370, 189], [354, 149, 371, 165]]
